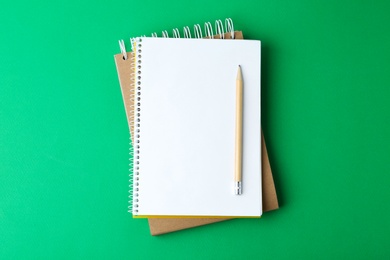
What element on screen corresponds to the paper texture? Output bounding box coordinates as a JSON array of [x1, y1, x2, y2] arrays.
[[132, 37, 261, 217]]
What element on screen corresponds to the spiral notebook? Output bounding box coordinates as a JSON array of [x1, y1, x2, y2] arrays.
[[115, 19, 278, 232], [127, 36, 262, 218], [114, 19, 278, 233]]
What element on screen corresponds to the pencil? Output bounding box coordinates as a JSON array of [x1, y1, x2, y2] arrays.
[[235, 65, 243, 195]]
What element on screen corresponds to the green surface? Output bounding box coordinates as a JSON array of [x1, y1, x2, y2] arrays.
[[1, 0, 390, 258]]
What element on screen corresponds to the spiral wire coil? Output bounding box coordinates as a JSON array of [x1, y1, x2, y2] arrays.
[[122, 18, 235, 58]]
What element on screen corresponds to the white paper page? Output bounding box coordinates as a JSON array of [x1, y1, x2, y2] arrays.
[[133, 38, 261, 217]]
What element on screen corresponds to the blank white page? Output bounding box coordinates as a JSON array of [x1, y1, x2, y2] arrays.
[[133, 38, 261, 217]]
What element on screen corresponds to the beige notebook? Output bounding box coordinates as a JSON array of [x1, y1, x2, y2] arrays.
[[114, 20, 278, 234]]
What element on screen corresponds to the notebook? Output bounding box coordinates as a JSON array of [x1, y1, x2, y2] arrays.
[[130, 37, 261, 217], [114, 19, 279, 234]]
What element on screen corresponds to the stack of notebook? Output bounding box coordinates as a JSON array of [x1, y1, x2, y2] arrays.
[[114, 19, 279, 235]]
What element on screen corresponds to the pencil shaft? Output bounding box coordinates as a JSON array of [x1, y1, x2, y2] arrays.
[[235, 66, 243, 192]]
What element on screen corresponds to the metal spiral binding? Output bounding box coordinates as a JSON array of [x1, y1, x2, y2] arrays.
[[120, 18, 234, 47], [119, 39, 128, 60], [225, 18, 235, 39], [173, 28, 180, 38], [130, 38, 136, 52], [194, 24, 203, 39], [128, 52, 136, 213], [162, 30, 169, 38], [215, 19, 224, 39], [183, 26, 191, 38], [128, 137, 134, 213], [204, 21, 214, 39], [132, 38, 143, 215]]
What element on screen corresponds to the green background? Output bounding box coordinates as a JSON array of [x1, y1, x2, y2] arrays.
[[1, 0, 390, 258]]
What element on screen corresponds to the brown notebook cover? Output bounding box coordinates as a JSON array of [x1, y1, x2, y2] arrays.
[[114, 31, 278, 235]]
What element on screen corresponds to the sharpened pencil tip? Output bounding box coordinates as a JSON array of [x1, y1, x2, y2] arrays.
[[236, 65, 242, 81]]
